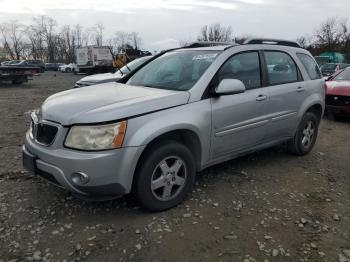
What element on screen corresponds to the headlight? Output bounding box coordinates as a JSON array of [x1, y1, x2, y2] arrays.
[[64, 121, 127, 151]]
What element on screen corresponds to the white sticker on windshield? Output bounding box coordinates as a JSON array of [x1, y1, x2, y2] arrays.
[[192, 53, 218, 61]]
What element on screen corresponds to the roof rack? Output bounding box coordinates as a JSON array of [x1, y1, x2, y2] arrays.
[[185, 41, 238, 48], [244, 38, 301, 48]]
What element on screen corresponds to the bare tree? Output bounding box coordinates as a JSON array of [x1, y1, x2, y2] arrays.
[[197, 23, 233, 42], [315, 17, 341, 50], [92, 22, 104, 46], [129, 32, 142, 50], [74, 24, 83, 47], [114, 31, 130, 52], [0, 21, 26, 59], [31, 16, 58, 62]]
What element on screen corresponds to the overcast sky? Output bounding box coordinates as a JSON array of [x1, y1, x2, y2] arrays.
[[0, 0, 349, 51]]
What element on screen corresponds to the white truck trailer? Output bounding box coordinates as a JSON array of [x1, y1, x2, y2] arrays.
[[76, 46, 114, 74]]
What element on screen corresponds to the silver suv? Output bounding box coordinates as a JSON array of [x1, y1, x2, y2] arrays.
[[23, 39, 325, 211]]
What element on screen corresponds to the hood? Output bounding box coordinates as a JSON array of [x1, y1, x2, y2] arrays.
[[326, 81, 350, 96], [77, 73, 122, 84], [41, 82, 190, 125]]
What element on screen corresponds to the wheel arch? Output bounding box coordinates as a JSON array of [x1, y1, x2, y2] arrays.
[[135, 129, 203, 172], [305, 103, 323, 123]]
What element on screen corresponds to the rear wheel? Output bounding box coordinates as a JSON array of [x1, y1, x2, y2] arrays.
[[65, 67, 71, 73], [134, 141, 196, 211], [287, 112, 319, 156]]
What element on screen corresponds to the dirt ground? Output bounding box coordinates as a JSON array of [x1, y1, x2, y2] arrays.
[[0, 72, 349, 262]]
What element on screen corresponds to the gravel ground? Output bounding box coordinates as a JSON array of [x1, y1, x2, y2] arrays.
[[0, 72, 349, 262]]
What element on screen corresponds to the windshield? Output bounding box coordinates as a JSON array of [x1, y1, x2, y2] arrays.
[[321, 64, 337, 71], [118, 56, 151, 75], [333, 68, 350, 81], [126, 50, 220, 91]]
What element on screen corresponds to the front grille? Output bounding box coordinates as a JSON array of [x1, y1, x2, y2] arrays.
[[326, 95, 350, 107], [34, 123, 58, 145]]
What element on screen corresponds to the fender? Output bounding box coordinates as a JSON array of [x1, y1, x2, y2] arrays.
[[124, 100, 212, 167], [293, 92, 325, 133]]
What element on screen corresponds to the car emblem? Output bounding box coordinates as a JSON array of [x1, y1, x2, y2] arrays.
[[334, 97, 338, 101]]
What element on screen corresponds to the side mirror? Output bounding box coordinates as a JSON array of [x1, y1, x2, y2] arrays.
[[215, 79, 246, 96]]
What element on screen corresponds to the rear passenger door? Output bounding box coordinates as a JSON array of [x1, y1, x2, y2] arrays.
[[262, 51, 306, 141]]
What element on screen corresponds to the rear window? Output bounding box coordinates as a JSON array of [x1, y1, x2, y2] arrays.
[[297, 53, 322, 80], [264, 51, 299, 85]]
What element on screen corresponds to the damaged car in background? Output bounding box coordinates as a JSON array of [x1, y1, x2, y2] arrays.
[[325, 67, 350, 118]]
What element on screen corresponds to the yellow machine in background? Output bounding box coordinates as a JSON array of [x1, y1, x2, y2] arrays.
[[113, 53, 128, 69]]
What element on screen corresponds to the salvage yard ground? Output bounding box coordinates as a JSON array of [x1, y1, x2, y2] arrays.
[[0, 72, 349, 262]]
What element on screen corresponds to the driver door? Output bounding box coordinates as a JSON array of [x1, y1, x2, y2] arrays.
[[210, 51, 269, 160]]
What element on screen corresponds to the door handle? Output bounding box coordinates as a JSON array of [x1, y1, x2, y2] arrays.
[[256, 95, 267, 101], [297, 86, 305, 92]]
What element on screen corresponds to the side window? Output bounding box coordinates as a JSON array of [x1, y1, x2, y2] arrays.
[[265, 51, 299, 85], [297, 53, 322, 80], [217, 52, 261, 90]]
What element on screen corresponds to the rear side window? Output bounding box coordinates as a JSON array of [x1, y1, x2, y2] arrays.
[[264, 51, 299, 85], [217, 52, 261, 90], [297, 53, 322, 80]]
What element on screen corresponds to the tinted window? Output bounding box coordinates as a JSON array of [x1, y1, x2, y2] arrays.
[[265, 51, 299, 85], [127, 51, 219, 91], [297, 53, 322, 80], [217, 52, 261, 90]]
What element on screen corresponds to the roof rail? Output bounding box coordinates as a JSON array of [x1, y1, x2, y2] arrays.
[[244, 38, 301, 48], [185, 41, 239, 48]]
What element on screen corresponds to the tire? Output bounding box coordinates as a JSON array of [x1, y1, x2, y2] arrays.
[[134, 141, 196, 211], [65, 68, 71, 73], [287, 112, 320, 156]]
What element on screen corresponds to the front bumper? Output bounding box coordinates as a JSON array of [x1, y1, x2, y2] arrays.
[[23, 131, 145, 196], [326, 105, 350, 115]]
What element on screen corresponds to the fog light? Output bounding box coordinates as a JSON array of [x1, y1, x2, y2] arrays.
[[71, 172, 89, 185]]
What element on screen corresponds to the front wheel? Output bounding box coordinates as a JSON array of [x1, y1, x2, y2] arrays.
[[134, 141, 196, 211], [287, 112, 319, 156]]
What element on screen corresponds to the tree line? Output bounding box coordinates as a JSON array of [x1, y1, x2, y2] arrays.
[[297, 17, 350, 61], [2, 16, 350, 63], [0, 16, 142, 63], [197, 18, 350, 62]]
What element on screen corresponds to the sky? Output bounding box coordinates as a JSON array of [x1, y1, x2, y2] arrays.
[[0, 0, 349, 52]]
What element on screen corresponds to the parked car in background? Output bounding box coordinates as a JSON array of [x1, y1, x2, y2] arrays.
[[45, 63, 64, 71], [321, 63, 349, 77], [58, 63, 78, 73], [7, 60, 22, 65], [23, 39, 325, 211], [325, 67, 350, 118], [1, 61, 11, 66], [8, 60, 45, 73], [74, 56, 152, 88]]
